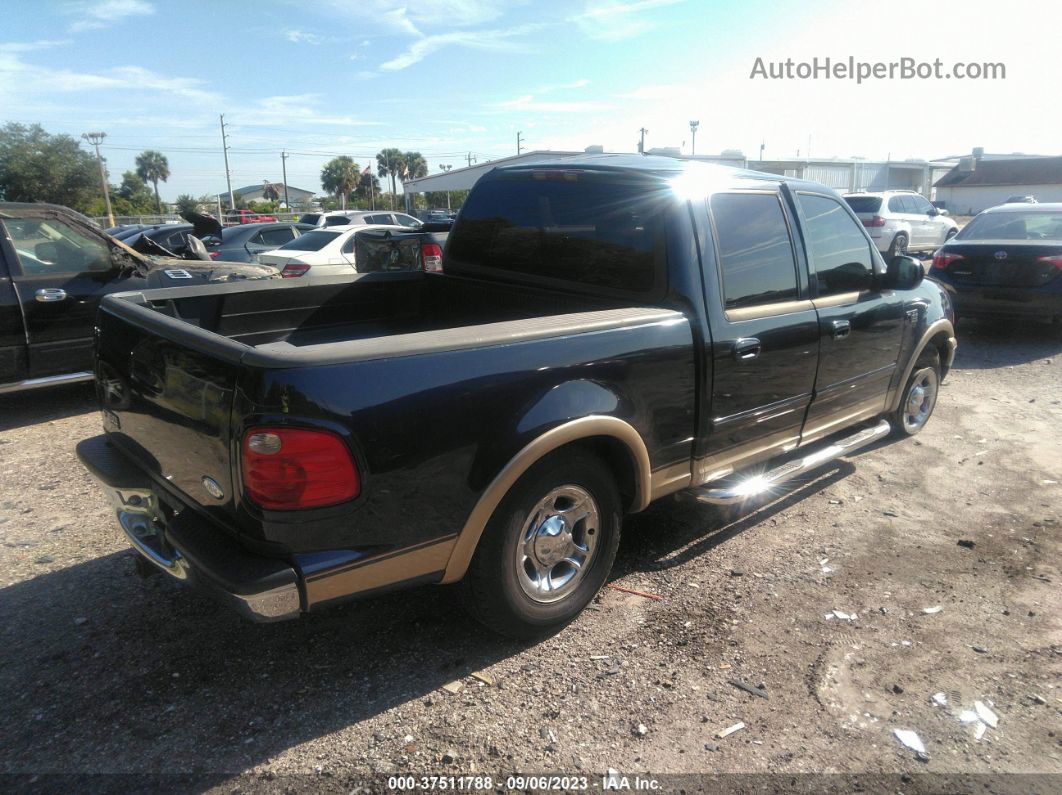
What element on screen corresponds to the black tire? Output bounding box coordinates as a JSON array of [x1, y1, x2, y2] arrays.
[[886, 233, 909, 260], [461, 450, 622, 639], [889, 348, 941, 437]]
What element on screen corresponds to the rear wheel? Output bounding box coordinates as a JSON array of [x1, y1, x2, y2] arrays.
[[889, 349, 940, 437], [462, 450, 622, 638], [887, 233, 909, 259]]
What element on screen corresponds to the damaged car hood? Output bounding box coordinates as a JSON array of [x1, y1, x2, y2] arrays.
[[141, 257, 280, 286]]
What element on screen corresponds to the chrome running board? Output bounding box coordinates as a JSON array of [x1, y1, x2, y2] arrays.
[[694, 419, 891, 505], [0, 371, 93, 395]]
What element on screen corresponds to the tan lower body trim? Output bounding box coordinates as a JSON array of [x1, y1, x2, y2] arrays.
[[304, 536, 456, 606], [440, 415, 652, 584], [693, 428, 801, 486], [798, 396, 885, 447], [649, 461, 692, 500]]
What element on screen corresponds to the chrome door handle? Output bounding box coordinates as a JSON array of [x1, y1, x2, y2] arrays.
[[733, 337, 762, 361], [829, 319, 851, 339], [35, 288, 67, 302]]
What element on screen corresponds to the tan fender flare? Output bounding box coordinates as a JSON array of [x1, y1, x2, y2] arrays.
[[439, 415, 652, 583], [887, 318, 956, 412]]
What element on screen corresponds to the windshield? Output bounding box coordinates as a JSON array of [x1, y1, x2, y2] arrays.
[[277, 230, 339, 251], [957, 211, 1062, 242], [844, 196, 882, 213]]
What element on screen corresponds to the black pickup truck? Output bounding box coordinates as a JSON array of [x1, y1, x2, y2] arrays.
[[76, 155, 956, 637], [0, 203, 277, 394]]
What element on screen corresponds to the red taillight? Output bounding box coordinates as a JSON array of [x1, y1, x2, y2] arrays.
[[241, 427, 359, 510], [1036, 255, 1062, 272], [208, 251, 220, 259], [862, 215, 886, 228], [282, 263, 310, 278], [421, 241, 444, 272], [932, 250, 965, 270]]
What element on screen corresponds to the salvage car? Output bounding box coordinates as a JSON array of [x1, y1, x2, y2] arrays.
[[0, 202, 279, 394], [202, 221, 315, 263], [76, 155, 955, 637], [930, 202, 1062, 324]]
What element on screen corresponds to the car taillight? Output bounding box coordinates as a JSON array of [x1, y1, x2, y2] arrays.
[[241, 427, 359, 510], [208, 251, 220, 259], [1036, 255, 1062, 272], [862, 215, 886, 227], [932, 251, 965, 270], [282, 263, 310, 278], [421, 241, 444, 272]]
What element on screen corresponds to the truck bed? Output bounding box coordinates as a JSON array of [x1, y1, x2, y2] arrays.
[[104, 272, 678, 367]]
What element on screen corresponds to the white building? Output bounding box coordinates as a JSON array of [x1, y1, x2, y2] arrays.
[[933, 155, 1062, 215]]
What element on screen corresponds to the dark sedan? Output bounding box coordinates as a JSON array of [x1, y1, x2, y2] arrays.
[[203, 222, 315, 262], [112, 223, 195, 254], [930, 203, 1062, 326]]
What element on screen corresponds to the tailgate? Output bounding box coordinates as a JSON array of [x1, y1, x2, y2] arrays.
[[94, 294, 247, 524]]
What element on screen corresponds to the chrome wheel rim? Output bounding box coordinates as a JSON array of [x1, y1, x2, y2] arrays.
[[903, 367, 938, 432], [895, 237, 907, 255], [516, 485, 600, 604]]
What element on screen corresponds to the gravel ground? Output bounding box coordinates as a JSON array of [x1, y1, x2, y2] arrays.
[[0, 318, 1060, 792]]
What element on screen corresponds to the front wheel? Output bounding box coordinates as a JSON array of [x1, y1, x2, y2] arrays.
[[461, 450, 621, 638], [889, 350, 940, 437]]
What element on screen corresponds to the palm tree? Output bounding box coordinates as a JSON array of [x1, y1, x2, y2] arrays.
[[376, 148, 406, 210], [403, 151, 428, 182], [320, 156, 359, 210], [134, 150, 170, 214]]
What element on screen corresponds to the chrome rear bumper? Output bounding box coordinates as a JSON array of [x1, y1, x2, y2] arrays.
[[694, 419, 891, 506], [77, 435, 301, 622]]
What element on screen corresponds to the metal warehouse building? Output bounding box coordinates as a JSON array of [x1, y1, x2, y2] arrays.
[[933, 155, 1062, 215]]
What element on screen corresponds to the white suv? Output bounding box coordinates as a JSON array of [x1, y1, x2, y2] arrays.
[[843, 191, 958, 258]]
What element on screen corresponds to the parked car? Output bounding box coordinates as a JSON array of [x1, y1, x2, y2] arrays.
[[0, 202, 280, 394], [111, 223, 196, 255], [256, 224, 436, 278], [1004, 195, 1038, 204], [224, 209, 277, 225], [844, 190, 958, 258], [929, 202, 1062, 324], [76, 155, 954, 636], [203, 222, 315, 263], [328, 210, 424, 228], [297, 210, 362, 228]]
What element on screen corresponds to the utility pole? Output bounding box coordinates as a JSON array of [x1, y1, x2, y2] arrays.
[[689, 121, 699, 157], [759, 140, 765, 163], [637, 127, 648, 154], [516, 131, 523, 155], [82, 132, 114, 227], [280, 150, 290, 211], [439, 164, 453, 210], [219, 114, 234, 211], [466, 152, 477, 168]]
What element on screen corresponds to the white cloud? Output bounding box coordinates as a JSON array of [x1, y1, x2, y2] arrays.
[[320, 0, 506, 32], [285, 29, 327, 45], [380, 23, 546, 70], [239, 94, 385, 127], [536, 78, 590, 93], [572, 0, 684, 41], [66, 0, 154, 33], [0, 39, 71, 54], [495, 94, 617, 113]]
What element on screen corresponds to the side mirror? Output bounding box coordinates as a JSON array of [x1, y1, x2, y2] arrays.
[[938, 209, 949, 216], [884, 255, 924, 290], [926, 207, 939, 216]]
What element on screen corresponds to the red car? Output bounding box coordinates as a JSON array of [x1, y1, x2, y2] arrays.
[[224, 209, 277, 225]]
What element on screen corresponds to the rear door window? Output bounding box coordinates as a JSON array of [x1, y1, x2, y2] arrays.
[[887, 196, 907, 213], [257, 226, 298, 246], [797, 194, 876, 295], [366, 214, 394, 225], [447, 174, 665, 294], [709, 193, 799, 309]]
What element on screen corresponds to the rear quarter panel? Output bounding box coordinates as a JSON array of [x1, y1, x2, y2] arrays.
[[232, 316, 696, 555]]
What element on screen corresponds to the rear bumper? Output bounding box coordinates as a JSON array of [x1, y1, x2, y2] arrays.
[[76, 435, 302, 622], [946, 283, 1062, 319]]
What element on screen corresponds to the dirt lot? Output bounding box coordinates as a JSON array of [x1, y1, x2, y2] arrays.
[[1, 318, 1060, 792]]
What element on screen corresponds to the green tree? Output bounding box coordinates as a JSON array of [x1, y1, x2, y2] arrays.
[[403, 151, 428, 181], [175, 194, 199, 215], [134, 150, 170, 214], [353, 172, 381, 208], [376, 148, 406, 209], [115, 171, 157, 213], [0, 123, 98, 209], [320, 156, 359, 211]]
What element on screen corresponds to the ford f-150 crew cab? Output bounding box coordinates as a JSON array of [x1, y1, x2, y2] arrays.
[[76, 155, 956, 637]]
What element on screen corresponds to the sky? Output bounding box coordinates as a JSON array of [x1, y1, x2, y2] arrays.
[[1, 0, 1057, 201]]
